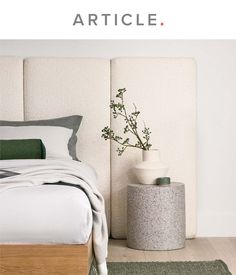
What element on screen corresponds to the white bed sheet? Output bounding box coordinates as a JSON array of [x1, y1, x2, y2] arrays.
[[0, 184, 92, 244]]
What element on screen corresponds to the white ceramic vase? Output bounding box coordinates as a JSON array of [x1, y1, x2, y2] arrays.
[[133, 149, 168, 185]]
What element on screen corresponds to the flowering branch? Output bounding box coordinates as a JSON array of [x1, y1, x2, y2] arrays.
[[101, 88, 152, 156]]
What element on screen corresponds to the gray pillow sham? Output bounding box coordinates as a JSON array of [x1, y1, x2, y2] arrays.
[[0, 115, 82, 160]]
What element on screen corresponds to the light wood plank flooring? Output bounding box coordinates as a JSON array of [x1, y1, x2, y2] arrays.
[[108, 238, 236, 274]]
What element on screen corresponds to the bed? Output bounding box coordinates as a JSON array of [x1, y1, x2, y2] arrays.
[[0, 158, 107, 275], [0, 57, 111, 275]]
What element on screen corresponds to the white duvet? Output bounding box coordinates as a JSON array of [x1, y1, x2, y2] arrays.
[[0, 184, 93, 244], [0, 159, 108, 275]]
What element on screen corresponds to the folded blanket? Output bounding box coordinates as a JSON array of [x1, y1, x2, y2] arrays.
[[0, 159, 108, 275]]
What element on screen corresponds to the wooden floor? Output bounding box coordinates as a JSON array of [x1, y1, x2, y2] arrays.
[[108, 238, 236, 274]]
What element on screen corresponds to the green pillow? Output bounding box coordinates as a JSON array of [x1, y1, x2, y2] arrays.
[[0, 139, 46, 160]]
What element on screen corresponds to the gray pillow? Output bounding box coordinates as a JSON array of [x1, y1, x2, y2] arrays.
[[0, 115, 82, 160]]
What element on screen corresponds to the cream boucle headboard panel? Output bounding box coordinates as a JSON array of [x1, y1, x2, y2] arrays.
[[0, 57, 24, 120], [23, 58, 111, 228], [0, 56, 197, 239], [111, 58, 197, 238]]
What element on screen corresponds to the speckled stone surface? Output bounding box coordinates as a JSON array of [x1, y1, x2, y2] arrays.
[[127, 183, 185, 251]]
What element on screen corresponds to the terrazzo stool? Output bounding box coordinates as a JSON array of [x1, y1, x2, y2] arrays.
[[127, 183, 185, 250]]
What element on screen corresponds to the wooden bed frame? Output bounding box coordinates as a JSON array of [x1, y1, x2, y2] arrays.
[[0, 235, 93, 275]]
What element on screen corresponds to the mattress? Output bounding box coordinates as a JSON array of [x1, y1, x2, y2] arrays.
[[0, 184, 93, 244]]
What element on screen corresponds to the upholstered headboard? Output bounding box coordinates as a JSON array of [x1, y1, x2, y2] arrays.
[[0, 57, 24, 120], [0, 57, 197, 238]]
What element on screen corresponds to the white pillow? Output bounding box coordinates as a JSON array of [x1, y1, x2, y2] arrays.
[[0, 126, 73, 160]]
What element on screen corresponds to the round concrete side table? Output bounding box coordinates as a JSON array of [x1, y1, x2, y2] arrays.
[[127, 183, 185, 250]]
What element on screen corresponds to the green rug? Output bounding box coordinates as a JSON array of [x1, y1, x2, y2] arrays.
[[90, 260, 232, 275]]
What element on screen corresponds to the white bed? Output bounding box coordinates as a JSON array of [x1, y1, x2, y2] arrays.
[[0, 158, 108, 275], [0, 184, 92, 244], [0, 57, 111, 275]]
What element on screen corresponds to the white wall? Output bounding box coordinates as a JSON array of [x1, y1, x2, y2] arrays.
[[1, 40, 236, 237]]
